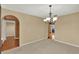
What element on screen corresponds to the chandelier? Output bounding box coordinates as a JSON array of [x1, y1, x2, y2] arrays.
[[43, 5, 58, 24]]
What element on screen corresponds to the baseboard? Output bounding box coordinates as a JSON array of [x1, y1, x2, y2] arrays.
[[20, 37, 47, 47], [2, 37, 46, 53], [54, 39, 79, 48]]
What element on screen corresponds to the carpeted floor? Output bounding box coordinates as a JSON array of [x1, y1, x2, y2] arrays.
[[2, 39, 79, 54]]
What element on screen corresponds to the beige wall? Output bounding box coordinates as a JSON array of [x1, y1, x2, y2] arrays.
[[56, 12, 79, 46], [1, 8, 48, 46]]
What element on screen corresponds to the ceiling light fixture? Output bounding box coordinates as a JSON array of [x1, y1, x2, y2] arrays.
[[43, 5, 58, 24]]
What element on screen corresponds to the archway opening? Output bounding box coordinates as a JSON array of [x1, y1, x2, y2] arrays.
[[1, 15, 20, 51]]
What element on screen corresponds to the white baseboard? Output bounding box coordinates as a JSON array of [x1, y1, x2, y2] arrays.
[[20, 37, 47, 47], [54, 39, 79, 48]]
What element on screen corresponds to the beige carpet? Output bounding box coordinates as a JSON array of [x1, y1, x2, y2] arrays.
[[2, 39, 79, 54]]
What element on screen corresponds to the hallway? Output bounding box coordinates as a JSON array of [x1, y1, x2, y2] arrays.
[[2, 39, 79, 54]]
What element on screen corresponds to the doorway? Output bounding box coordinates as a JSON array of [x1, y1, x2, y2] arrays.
[[1, 15, 19, 51], [48, 23, 55, 40]]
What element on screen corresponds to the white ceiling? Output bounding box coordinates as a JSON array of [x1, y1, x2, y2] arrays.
[[1, 4, 79, 18]]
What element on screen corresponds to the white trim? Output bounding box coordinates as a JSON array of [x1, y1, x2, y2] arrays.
[[54, 39, 79, 48], [20, 37, 47, 47], [2, 37, 46, 53]]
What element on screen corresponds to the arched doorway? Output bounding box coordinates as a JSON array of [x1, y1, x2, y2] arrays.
[[1, 15, 19, 51]]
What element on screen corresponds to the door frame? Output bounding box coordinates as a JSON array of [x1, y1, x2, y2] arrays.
[[3, 15, 19, 39], [2, 15, 20, 48]]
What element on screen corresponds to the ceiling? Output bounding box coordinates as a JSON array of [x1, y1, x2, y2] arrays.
[[1, 4, 79, 18]]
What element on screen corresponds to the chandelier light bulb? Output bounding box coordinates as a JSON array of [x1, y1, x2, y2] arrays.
[[43, 19, 47, 22], [46, 17, 51, 21], [53, 16, 58, 22]]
